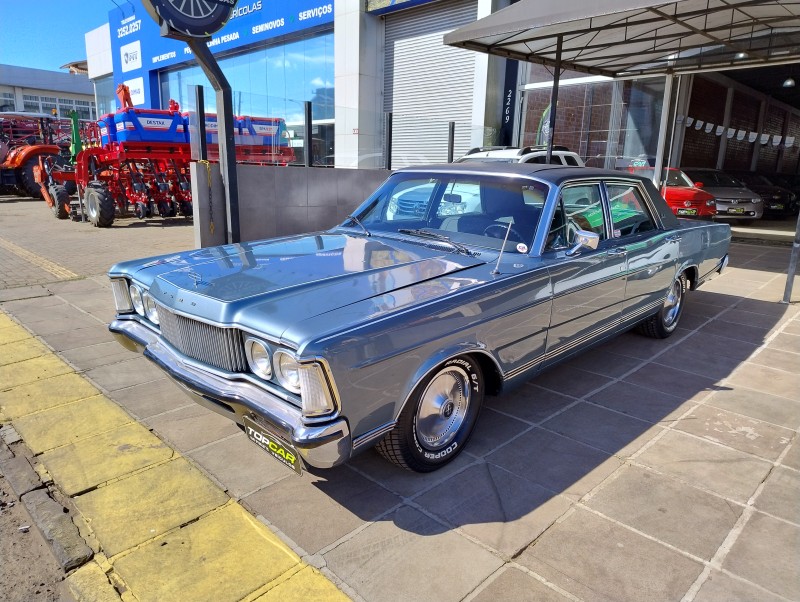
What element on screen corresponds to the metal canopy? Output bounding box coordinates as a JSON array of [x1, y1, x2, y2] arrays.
[[444, 0, 800, 78]]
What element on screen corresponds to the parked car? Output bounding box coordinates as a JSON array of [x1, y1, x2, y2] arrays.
[[730, 172, 798, 218], [108, 163, 731, 475], [682, 168, 763, 223], [627, 167, 717, 219], [456, 145, 585, 166]]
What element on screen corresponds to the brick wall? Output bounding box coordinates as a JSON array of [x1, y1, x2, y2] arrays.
[[723, 91, 760, 170], [782, 114, 800, 173], [680, 77, 726, 168], [757, 105, 787, 172]]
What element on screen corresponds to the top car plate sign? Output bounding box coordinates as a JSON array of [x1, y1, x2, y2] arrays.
[[142, 0, 237, 38]]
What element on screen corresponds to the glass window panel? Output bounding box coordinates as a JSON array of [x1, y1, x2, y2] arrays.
[[606, 184, 655, 236]]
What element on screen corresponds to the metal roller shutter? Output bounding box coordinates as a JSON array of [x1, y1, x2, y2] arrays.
[[384, 0, 479, 167]]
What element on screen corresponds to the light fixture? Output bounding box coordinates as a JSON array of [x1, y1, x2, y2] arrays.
[[735, 52, 747, 59], [783, 77, 796, 88]]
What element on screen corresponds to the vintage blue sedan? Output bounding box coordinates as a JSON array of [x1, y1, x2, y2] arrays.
[[108, 164, 731, 473]]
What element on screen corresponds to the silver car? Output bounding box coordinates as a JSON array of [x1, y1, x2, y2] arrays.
[[683, 168, 763, 222]]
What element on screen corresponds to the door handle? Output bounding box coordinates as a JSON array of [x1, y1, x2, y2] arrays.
[[666, 234, 682, 243], [607, 247, 627, 256]]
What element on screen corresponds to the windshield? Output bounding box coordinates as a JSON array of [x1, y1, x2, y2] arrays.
[[343, 173, 551, 253], [455, 157, 518, 163], [684, 170, 743, 188]]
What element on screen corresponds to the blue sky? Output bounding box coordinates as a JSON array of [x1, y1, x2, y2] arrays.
[[0, 1, 117, 71]]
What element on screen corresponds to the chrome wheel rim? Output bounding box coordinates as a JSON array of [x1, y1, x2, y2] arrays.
[[415, 366, 471, 450], [663, 279, 683, 327]]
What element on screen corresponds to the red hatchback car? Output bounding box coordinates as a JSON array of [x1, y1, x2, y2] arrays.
[[628, 167, 716, 219]]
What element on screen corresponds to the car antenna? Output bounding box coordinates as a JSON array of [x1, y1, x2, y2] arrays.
[[491, 221, 514, 275]]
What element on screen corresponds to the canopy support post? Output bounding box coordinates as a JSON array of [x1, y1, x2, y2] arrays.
[[546, 34, 562, 164]]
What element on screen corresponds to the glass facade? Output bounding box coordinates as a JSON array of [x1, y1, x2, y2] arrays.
[[521, 66, 666, 171], [94, 75, 117, 117], [158, 30, 334, 123]]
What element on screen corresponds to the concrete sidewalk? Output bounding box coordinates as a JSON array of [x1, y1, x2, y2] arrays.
[[1, 195, 799, 601]]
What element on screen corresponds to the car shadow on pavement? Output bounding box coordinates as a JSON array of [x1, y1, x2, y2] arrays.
[[254, 282, 798, 572]]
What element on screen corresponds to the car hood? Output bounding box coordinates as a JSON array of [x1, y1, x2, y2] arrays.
[[702, 186, 757, 200], [122, 232, 487, 342]]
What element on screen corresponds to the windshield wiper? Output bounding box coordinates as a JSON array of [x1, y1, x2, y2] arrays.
[[397, 228, 474, 256], [345, 214, 370, 237]]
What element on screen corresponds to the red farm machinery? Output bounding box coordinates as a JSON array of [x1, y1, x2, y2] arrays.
[[35, 85, 295, 228]]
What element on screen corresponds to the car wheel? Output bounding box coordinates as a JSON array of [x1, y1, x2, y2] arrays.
[[637, 273, 687, 339], [376, 355, 484, 472]]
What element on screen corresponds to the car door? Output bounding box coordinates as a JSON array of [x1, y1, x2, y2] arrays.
[[604, 180, 678, 323], [541, 181, 627, 365]]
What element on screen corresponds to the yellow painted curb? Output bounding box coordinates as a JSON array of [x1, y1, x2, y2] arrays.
[[40, 422, 174, 496], [252, 566, 350, 601], [0, 372, 100, 420], [0, 312, 17, 329], [62, 560, 121, 602], [0, 337, 49, 366], [14, 395, 133, 455], [113, 503, 301, 602], [73, 456, 230, 557], [0, 323, 32, 345], [0, 354, 73, 389]]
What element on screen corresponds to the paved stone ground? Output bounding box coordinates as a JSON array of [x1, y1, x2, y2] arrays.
[[1, 193, 799, 601]]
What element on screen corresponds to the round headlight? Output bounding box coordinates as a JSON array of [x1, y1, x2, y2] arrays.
[[142, 292, 159, 325], [752, 198, 762, 204], [129, 284, 144, 316], [273, 350, 301, 394], [245, 338, 272, 380]]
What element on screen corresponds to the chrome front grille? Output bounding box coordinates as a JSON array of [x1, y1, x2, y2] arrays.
[[158, 305, 247, 373]]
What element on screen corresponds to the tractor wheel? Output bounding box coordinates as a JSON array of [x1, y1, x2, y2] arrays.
[[51, 186, 70, 219], [64, 180, 77, 196], [18, 156, 46, 199], [134, 201, 148, 220], [84, 184, 115, 228]]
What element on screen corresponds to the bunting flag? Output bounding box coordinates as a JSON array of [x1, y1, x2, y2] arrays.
[[736, 130, 746, 141], [683, 115, 790, 147], [748, 132, 758, 143], [705, 123, 714, 133], [686, 117, 694, 127], [676, 115, 685, 124], [716, 125, 725, 136], [761, 133, 770, 144], [786, 136, 795, 148], [727, 128, 736, 139], [772, 135, 781, 146], [694, 120, 705, 130]]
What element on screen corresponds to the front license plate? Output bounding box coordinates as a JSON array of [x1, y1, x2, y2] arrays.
[[727, 207, 745, 214], [770, 204, 784, 210], [242, 416, 303, 475], [677, 208, 697, 216]]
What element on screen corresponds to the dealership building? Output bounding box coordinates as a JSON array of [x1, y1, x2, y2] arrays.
[[83, 0, 799, 173]]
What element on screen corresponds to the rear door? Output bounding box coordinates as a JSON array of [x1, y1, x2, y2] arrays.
[[604, 180, 677, 323]]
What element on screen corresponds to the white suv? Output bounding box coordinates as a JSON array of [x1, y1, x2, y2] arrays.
[[456, 145, 585, 167]]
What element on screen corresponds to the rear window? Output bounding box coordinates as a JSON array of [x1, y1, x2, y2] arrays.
[[563, 155, 581, 166]]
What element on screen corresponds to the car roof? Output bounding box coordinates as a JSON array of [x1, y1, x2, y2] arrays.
[[395, 162, 650, 185]]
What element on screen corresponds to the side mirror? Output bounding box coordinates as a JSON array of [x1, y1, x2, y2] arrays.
[[694, 181, 704, 188], [566, 229, 599, 256]]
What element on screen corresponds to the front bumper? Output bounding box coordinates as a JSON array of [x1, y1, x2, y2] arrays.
[[109, 318, 352, 469]]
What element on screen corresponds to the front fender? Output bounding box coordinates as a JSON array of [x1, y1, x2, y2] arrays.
[[3, 144, 60, 169]]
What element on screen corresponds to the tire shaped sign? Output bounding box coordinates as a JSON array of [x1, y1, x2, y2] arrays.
[[143, 0, 237, 38]]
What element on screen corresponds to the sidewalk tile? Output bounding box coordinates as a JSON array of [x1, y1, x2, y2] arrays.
[[471, 567, 570, 602], [694, 570, 785, 602], [324, 505, 503, 602], [0, 373, 99, 419], [704, 388, 800, 429], [43, 326, 114, 352], [750, 347, 800, 373], [586, 465, 742, 560], [416, 462, 571, 557], [485, 383, 574, 424], [40, 422, 174, 496], [635, 430, 772, 503], [754, 466, 800, 524], [674, 405, 793, 461], [723, 512, 800, 600], [85, 357, 166, 391], [63, 560, 122, 602], [623, 363, 717, 402], [0, 323, 32, 345], [725, 364, 800, 402], [13, 395, 132, 454], [61, 341, 138, 371], [112, 503, 299, 602], [73, 457, 229, 557], [144, 404, 240, 452], [587, 381, 695, 424], [243, 463, 399, 554], [110, 378, 189, 420], [517, 508, 703, 602]]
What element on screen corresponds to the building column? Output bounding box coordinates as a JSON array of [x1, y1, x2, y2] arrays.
[[750, 98, 768, 171], [333, 0, 382, 168], [715, 87, 734, 170]]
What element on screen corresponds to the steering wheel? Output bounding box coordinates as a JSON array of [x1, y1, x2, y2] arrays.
[[484, 223, 524, 243]]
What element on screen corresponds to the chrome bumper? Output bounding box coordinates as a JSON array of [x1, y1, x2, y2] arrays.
[[109, 318, 352, 469]]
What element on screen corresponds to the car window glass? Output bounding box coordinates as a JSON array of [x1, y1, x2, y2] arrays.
[[522, 181, 549, 208], [545, 183, 605, 251], [436, 181, 481, 217], [606, 183, 656, 237], [382, 179, 437, 222], [564, 155, 580, 166], [526, 155, 546, 164]]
